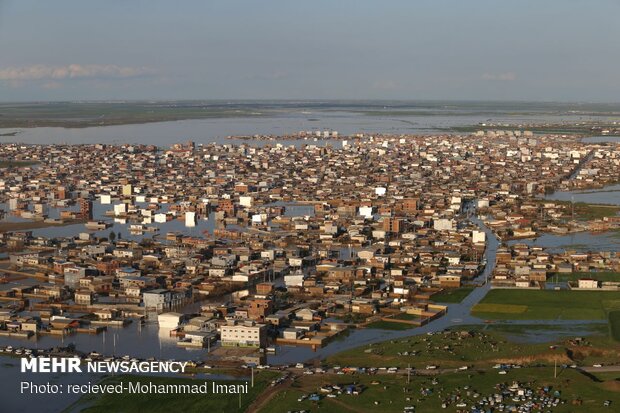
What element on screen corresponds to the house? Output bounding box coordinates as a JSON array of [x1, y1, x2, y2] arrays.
[[158, 312, 184, 329], [578, 278, 599, 289], [247, 299, 273, 321], [220, 320, 267, 348], [184, 331, 217, 347], [282, 328, 303, 340], [75, 289, 94, 305], [296, 308, 317, 321], [94, 309, 120, 320], [437, 275, 461, 288], [143, 289, 184, 311]]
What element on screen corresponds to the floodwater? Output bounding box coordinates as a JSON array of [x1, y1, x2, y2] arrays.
[[1, 101, 617, 147], [0, 215, 499, 365], [2, 202, 600, 365], [532, 178, 620, 252], [544, 183, 620, 206], [507, 231, 620, 253], [582, 135, 620, 144], [265, 215, 500, 365], [0, 201, 315, 243]]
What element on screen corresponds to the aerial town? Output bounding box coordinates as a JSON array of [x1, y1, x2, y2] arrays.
[[0, 130, 619, 411]]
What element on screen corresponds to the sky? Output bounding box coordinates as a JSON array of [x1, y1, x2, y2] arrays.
[[1, 0, 619, 102]]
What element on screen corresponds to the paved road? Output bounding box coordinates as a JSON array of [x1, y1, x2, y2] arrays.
[[580, 365, 620, 373]]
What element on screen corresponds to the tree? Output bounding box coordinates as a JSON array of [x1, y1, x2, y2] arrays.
[[109, 231, 116, 242]]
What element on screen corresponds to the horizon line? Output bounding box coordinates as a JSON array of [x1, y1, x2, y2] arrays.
[[2, 98, 620, 105]]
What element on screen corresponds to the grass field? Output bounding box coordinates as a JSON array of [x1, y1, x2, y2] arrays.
[[552, 272, 620, 283], [392, 313, 422, 321], [481, 322, 610, 336], [258, 368, 620, 413], [473, 303, 528, 314], [0, 101, 268, 128], [326, 329, 557, 369], [472, 289, 620, 320], [572, 203, 620, 220], [431, 287, 474, 303], [64, 372, 277, 413]]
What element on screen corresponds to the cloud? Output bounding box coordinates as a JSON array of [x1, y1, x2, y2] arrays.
[[481, 72, 517, 81], [0, 64, 154, 81]]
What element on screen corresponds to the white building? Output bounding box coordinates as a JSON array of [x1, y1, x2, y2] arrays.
[[359, 206, 374, 219], [433, 218, 454, 231], [284, 273, 305, 287], [158, 312, 184, 329], [472, 230, 486, 244], [185, 211, 196, 227], [239, 196, 253, 208], [220, 321, 267, 348], [578, 279, 599, 289], [113, 203, 126, 216]]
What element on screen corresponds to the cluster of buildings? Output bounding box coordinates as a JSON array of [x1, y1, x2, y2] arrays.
[[492, 244, 620, 289], [0, 130, 618, 352]]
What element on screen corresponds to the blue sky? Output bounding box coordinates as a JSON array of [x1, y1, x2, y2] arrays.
[[1, 0, 619, 101]]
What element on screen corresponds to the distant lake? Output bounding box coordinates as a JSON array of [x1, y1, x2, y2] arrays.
[[582, 135, 620, 143], [1, 101, 616, 147]]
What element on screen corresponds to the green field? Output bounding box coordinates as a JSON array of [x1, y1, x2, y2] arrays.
[[327, 329, 556, 369], [572, 203, 620, 220], [0, 101, 268, 128], [64, 372, 277, 413], [553, 272, 620, 283], [392, 313, 422, 321], [431, 287, 474, 303], [259, 368, 620, 413], [482, 322, 610, 337], [472, 289, 620, 320]]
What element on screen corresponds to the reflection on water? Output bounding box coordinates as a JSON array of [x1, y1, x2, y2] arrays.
[[1, 105, 614, 147], [0, 322, 209, 363], [535, 180, 620, 251], [544, 183, 620, 206], [507, 231, 620, 253], [37, 204, 215, 242]]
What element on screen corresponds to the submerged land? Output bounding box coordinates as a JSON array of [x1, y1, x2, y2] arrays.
[[0, 102, 619, 411], [1, 101, 620, 135]]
